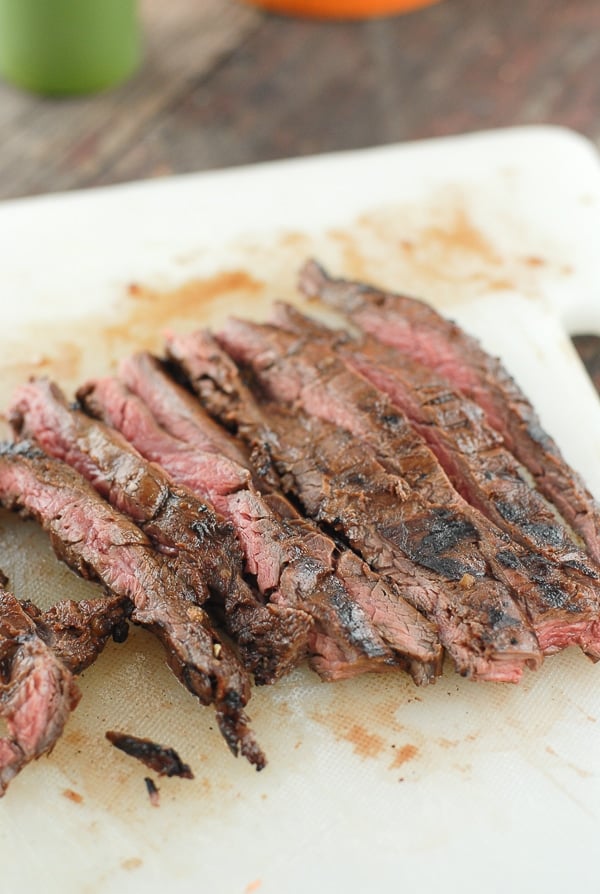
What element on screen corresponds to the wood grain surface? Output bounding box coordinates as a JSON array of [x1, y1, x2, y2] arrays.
[[0, 0, 599, 385]]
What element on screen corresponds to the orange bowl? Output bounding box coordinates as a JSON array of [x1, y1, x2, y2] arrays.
[[244, 0, 440, 19]]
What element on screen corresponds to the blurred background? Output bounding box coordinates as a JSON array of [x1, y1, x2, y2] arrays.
[[1, 0, 599, 386]]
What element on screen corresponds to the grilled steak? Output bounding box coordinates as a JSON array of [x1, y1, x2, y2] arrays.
[[0, 588, 80, 796], [78, 375, 434, 684], [0, 441, 265, 769], [266, 304, 600, 658], [9, 378, 301, 693], [167, 327, 540, 682], [167, 328, 446, 683], [121, 352, 445, 683], [220, 395, 539, 681], [299, 259, 600, 565]]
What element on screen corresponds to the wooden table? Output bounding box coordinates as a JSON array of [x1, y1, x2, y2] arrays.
[[1, 0, 599, 386]]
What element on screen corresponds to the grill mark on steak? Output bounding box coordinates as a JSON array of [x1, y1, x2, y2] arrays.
[[267, 303, 600, 659], [299, 259, 600, 566], [9, 378, 292, 706], [79, 375, 423, 684], [0, 442, 266, 769], [166, 328, 538, 683], [0, 588, 81, 796]]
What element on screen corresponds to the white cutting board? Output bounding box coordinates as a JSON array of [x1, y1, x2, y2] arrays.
[[1, 127, 600, 894]]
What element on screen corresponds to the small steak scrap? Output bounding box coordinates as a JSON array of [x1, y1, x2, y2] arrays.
[[106, 731, 194, 778]]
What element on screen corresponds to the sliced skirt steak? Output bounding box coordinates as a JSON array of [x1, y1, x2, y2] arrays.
[[79, 374, 438, 683], [265, 303, 600, 659], [167, 327, 540, 682]]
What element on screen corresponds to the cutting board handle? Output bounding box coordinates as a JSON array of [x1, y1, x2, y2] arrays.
[[562, 302, 600, 338]]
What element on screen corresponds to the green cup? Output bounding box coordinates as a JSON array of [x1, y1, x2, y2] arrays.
[[0, 0, 140, 95]]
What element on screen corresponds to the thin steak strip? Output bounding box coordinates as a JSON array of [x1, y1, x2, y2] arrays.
[[299, 259, 600, 565], [79, 376, 420, 684], [9, 378, 302, 691], [168, 328, 539, 682], [0, 442, 265, 769], [268, 304, 600, 658], [0, 588, 80, 796], [166, 329, 445, 682]]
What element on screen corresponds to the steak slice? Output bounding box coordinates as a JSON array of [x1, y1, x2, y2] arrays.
[[167, 328, 539, 682], [9, 378, 297, 692], [299, 259, 600, 565], [0, 588, 80, 796], [166, 329, 444, 683], [0, 442, 265, 769], [268, 304, 600, 658], [79, 376, 420, 684]]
